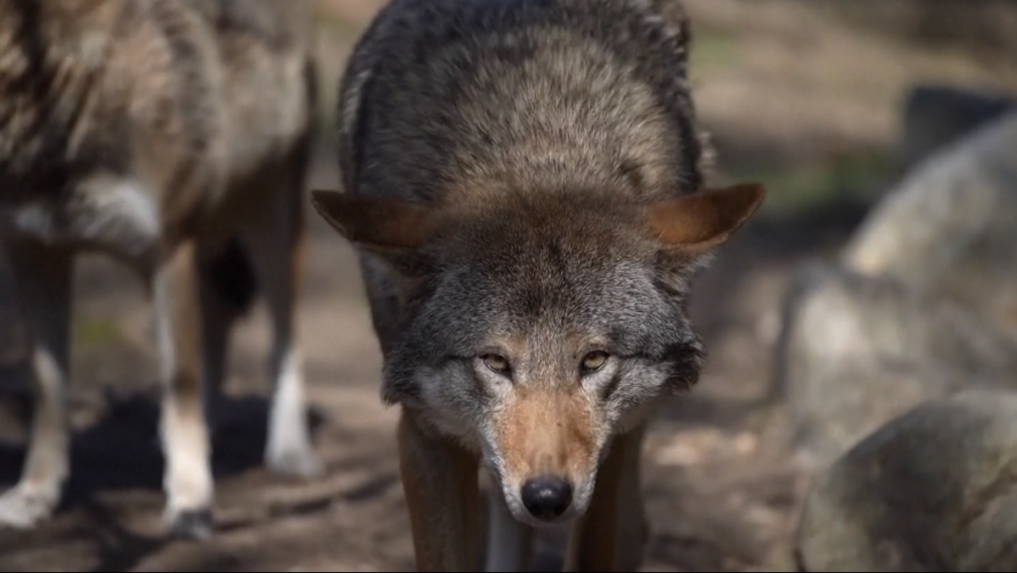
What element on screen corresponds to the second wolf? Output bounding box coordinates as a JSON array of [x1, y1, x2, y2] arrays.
[[0, 0, 321, 538], [314, 0, 766, 570]]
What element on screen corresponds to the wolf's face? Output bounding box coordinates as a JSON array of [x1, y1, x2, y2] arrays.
[[313, 183, 765, 526]]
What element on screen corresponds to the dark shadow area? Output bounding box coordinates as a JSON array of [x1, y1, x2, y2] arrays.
[[653, 392, 763, 431], [0, 387, 402, 573], [0, 390, 328, 498], [691, 196, 873, 338], [80, 498, 168, 573]]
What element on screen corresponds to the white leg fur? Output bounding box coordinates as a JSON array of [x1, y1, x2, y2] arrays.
[[0, 242, 72, 529], [264, 344, 320, 477], [153, 246, 215, 538]]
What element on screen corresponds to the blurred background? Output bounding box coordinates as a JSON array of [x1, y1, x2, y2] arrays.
[[2, 1, 1017, 571]]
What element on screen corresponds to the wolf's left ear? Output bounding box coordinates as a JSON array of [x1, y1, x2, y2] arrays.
[[311, 190, 435, 275], [645, 183, 766, 255]]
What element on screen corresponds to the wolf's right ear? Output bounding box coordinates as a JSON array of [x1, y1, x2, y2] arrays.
[[311, 190, 435, 275], [645, 182, 766, 256]]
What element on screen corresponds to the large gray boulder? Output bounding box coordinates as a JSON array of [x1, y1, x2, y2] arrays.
[[777, 110, 1017, 468], [842, 110, 1017, 339], [776, 262, 1017, 469], [797, 388, 1017, 572]]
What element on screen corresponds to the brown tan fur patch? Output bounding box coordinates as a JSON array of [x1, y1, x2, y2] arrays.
[[493, 385, 599, 485]]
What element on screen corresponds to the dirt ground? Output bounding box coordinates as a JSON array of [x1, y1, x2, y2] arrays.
[[3, 1, 1017, 571]]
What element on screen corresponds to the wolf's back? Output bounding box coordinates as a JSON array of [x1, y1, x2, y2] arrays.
[[336, 0, 703, 204]]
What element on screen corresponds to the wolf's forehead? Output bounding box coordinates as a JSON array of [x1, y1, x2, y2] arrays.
[[477, 251, 656, 322], [429, 202, 666, 344], [453, 212, 647, 295], [460, 204, 644, 267], [427, 250, 676, 359]]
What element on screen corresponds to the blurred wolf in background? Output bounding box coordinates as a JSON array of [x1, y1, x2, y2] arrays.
[[313, 0, 766, 570], [0, 0, 321, 539]]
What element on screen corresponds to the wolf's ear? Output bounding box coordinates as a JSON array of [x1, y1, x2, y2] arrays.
[[645, 183, 766, 255], [311, 190, 435, 275]]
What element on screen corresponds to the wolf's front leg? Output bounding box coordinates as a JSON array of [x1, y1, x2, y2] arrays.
[[398, 410, 481, 572], [485, 487, 533, 572], [153, 241, 215, 539], [564, 424, 649, 572], [0, 240, 73, 529]]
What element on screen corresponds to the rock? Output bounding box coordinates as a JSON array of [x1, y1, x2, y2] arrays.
[[842, 111, 1017, 338], [899, 84, 1016, 171], [775, 261, 1017, 469], [796, 389, 1017, 572]]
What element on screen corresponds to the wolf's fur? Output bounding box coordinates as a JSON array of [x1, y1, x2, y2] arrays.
[[313, 0, 765, 570], [0, 0, 321, 539]]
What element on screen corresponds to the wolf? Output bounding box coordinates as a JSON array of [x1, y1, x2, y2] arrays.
[[0, 0, 322, 539], [312, 0, 766, 570]]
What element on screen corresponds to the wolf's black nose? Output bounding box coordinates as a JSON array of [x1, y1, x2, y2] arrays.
[[521, 475, 573, 521]]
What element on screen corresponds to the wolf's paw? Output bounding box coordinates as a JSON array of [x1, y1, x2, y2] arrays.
[[0, 484, 58, 529], [265, 442, 325, 480], [166, 506, 215, 541]]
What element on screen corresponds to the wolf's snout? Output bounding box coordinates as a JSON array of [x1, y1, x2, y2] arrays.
[[521, 475, 573, 521]]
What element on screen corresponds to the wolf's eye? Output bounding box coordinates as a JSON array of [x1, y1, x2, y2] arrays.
[[482, 353, 512, 375], [580, 351, 609, 374]]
